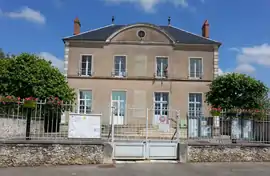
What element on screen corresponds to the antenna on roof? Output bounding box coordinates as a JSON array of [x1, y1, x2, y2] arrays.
[[168, 16, 171, 26], [112, 16, 115, 25]]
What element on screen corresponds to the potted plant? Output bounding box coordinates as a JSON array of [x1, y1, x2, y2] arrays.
[[23, 97, 37, 108], [210, 107, 222, 116], [0, 95, 18, 104]]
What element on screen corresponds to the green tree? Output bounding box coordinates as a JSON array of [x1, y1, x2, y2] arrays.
[[205, 73, 269, 110], [0, 53, 75, 102]]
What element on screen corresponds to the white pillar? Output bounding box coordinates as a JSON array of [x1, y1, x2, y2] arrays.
[[213, 46, 219, 79], [64, 41, 69, 80]]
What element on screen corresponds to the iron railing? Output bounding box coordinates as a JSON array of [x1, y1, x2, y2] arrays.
[[187, 109, 270, 144]]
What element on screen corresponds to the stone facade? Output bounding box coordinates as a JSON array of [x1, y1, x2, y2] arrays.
[[188, 144, 270, 162], [0, 143, 105, 167]]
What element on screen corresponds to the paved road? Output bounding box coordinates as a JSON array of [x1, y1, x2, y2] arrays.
[[1, 163, 270, 176]]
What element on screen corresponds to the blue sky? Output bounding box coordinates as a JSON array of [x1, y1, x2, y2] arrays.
[[0, 0, 269, 86]]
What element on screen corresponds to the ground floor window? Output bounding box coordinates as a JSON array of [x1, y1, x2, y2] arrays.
[[78, 90, 92, 114], [188, 93, 202, 117], [154, 92, 169, 115]]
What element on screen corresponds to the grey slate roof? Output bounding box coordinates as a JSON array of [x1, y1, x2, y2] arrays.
[[63, 24, 221, 46]]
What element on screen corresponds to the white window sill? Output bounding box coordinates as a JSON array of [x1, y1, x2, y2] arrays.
[[188, 77, 202, 80], [79, 75, 92, 77], [113, 76, 126, 78], [155, 76, 167, 79]]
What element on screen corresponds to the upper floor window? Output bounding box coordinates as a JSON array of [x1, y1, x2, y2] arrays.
[[80, 55, 92, 76], [78, 90, 92, 114], [188, 93, 202, 117], [113, 56, 127, 77], [189, 58, 203, 79], [156, 57, 168, 78]]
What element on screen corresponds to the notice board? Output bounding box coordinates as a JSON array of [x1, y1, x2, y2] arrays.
[[68, 113, 101, 138]]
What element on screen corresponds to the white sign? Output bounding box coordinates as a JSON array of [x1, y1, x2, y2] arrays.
[[158, 115, 170, 132], [68, 113, 101, 138]]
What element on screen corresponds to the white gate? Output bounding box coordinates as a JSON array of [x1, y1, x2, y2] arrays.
[[111, 108, 180, 160]]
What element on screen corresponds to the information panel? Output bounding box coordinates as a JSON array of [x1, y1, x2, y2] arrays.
[[68, 113, 101, 138]]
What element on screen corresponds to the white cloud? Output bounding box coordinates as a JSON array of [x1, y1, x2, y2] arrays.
[[104, 0, 192, 12], [229, 47, 240, 52], [235, 63, 255, 74], [232, 43, 270, 74], [4, 7, 46, 24], [218, 68, 223, 75], [38, 52, 64, 72], [237, 44, 270, 66]]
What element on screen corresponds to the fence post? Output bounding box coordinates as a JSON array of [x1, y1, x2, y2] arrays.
[[176, 110, 180, 143], [25, 108, 32, 140], [111, 106, 115, 143], [146, 108, 149, 141], [178, 110, 188, 163]]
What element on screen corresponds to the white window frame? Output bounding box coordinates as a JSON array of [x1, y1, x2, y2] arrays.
[[153, 92, 169, 116], [78, 90, 92, 114], [188, 57, 203, 79], [113, 55, 127, 77], [80, 54, 93, 76], [188, 93, 203, 117], [155, 56, 169, 78]]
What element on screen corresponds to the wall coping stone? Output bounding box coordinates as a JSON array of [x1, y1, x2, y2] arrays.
[[189, 142, 270, 147], [0, 139, 107, 145]]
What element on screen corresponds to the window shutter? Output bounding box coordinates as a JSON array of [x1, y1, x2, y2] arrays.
[[199, 59, 203, 76]]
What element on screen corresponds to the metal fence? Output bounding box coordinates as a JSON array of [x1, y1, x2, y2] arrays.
[[187, 108, 270, 144], [0, 101, 112, 141], [2, 101, 270, 145], [0, 101, 180, 142]]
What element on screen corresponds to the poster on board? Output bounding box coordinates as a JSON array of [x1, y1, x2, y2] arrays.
[[68, 113, 101, 138]]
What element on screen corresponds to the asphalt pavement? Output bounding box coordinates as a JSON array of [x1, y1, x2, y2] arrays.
[[0, 163, 270, 176]]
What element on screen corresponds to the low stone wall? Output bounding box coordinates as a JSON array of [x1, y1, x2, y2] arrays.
[[0, 141, 112, 167], [188, 144, 270, 162]]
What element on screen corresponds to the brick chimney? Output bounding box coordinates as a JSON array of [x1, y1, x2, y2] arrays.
[[202, 20, 209, 38], [73, 17, 81, 35]]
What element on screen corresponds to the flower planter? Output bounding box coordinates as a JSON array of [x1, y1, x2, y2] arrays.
[[210, 111, 221, 116], [23, 100, 37, 108]]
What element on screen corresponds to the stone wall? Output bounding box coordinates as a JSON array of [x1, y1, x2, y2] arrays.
[[0, 118, 44, 139], [0, 141, 112, 167], [188, 144, 270, 162]]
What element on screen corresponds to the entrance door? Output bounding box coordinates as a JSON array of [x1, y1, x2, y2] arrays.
[[153, 92, 169, 125], [111, 91, 126, 125], [188, 93, 203, 138]]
